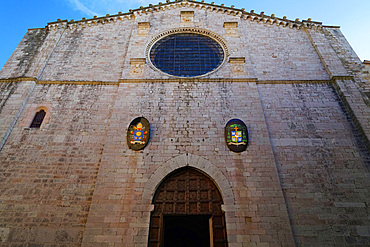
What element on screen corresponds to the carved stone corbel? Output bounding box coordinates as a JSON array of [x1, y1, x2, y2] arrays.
[[224, 22, 239, 36], [130, 58, 146, 76], [181, 11, 194, 24], [137, 22, 150, 36], [229, 57, 246, 75]]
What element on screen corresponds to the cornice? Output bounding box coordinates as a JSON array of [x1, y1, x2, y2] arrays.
[[45, 0, 324, 31], [331, 76, 354, 81], [257, 80, 332, 84], [0, 77, 118, 85], [37, 80, 119, 85], [0, 77, 37, 83], [322, 25, 340, 29], [119, 78, 258, 83], [0, 77, 335, 85], [0, 77, 258, 84], [241, 12, 322, 30]]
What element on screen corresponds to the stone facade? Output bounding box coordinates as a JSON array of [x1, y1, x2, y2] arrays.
[[0, 1, 369, 246]]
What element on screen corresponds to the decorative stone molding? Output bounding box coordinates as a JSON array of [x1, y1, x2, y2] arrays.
[[0, 77, 335, 85], [0, 77, 38, 83], [129, 58, 146, 76], [47, 20, 68, 31], [145, 27, 229, 78], [224, 22, 238, 36], [119, 78, 258, 83], [146, 27, 229, 58], [181, 11, 194, 23], [142, 153, 235, 206], [137, 22, 150, 36], [44, 1, 323, 32], [229, 57, 246, 75], [242, 13, 322, 30]]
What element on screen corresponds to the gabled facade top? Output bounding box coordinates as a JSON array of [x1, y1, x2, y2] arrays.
[[1, 0, 351, 83], [46, 0, 324, 31]]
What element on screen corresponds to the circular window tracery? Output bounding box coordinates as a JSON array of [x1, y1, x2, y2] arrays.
[[148, 32, 226, 77]]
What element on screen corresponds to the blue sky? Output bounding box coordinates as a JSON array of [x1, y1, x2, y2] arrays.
[[1, 0, 369, 70]]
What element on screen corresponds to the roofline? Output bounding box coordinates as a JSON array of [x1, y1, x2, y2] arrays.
[[46, 0, 325, 30]]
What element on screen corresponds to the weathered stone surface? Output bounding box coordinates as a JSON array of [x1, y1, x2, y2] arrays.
[[0, 1, 368, 247], [259, 83, 370, 246], [0, 29, 47, 79]]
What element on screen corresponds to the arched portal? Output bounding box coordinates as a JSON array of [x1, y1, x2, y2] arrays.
[[148, 167, 228, 247]]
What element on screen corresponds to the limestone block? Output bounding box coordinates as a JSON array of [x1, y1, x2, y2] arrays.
[[224, 22, 238, 36], [130, 58, 146, 76], [229, 57, 247, 75], [180, 11, 194, 24], [137, 22, 150, 36]]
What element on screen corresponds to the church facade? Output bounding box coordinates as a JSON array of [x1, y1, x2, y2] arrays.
[[0, 1, 369, 246]]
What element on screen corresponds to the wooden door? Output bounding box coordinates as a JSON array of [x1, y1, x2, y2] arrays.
[[148, 168, 228, 247]]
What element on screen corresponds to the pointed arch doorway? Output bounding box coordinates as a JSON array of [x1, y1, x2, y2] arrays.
[[148, 167, 228, 247]]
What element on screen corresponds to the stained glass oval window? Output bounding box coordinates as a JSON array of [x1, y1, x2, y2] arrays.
[[149, 33, 225, 77]]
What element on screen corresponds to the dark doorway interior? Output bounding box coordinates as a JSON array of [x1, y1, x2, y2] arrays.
[[163, 215, 210, 247]]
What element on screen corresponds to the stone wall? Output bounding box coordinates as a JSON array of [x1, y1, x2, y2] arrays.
[[0, 1, 369, 247], [0, 83, 117, 245], [81, 81, 294, 247], [0, 80, 297, 246], [259, 83, 370, 246], [0, 81, 35, 151], [321, 27, 370, 149], [1, 5, 331, 82], [243, 22, 329, 81], [39, 21, 134, 82], [0, 29, 47, 79], [0, 82, 20, 138]]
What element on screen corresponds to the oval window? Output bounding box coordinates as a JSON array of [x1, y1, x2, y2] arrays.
[[149, 33, 225, 77]]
